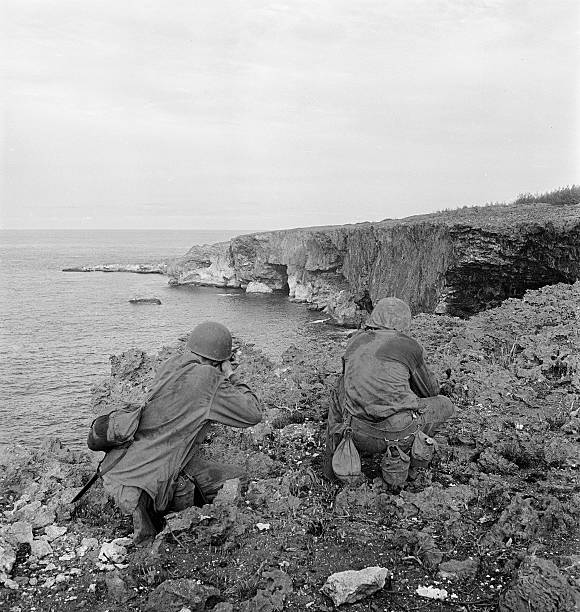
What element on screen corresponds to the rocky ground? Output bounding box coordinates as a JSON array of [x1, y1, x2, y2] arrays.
[[1, 282, 579, 612]]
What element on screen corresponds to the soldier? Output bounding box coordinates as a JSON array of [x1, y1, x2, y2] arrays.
[[99, 321, 261, 543], [325, 298, 454, 487]]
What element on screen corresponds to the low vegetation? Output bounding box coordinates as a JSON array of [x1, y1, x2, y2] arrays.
[[514, 184, 579, 206]]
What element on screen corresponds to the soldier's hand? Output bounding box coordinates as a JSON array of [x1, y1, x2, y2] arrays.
[[221, 360, 234, 379]]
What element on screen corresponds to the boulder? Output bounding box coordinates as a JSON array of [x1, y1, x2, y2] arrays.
[[98, 541, 128, 565], [77, 537, 99, 557], [129, 297, 162, 305], [145, 579, 220, 612], [321, 566, 390, 606], [4, 521, 33, 546], [13, 501, 56, 529], [30, 538, 53, 559], [105, 570, 130, 602], [499, 556, 580, 612], [213, 479, 241, 505], [239, 569, 292, 611], [0, 539, 16, 575], [44, 525, 67, 541], [438, 557, 479, 580], [245, 281, 273, 293]]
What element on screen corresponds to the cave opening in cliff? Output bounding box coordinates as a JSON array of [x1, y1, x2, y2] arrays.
[[446, 264, 573, 318], [270, 264, 290, 295]]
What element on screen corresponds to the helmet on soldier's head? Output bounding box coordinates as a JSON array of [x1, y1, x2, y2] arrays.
[[187, 321, 232, 361], [366, 297, 412, 332]]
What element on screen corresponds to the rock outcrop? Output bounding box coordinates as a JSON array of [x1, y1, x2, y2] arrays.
[[63, 263, 166, 274], [167, 204, 580, 325]]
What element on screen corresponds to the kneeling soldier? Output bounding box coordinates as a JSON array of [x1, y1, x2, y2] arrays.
[[325, 298, 454, 487], [100, 321, 261, 543]]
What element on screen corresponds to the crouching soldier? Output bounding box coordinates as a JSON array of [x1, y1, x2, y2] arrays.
[[99, 321, 261, 544], [325, 298, 455, 488]]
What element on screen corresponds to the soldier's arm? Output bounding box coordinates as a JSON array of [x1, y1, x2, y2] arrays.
[[210, 370, 262, 427], [409, 350, 440, 398]]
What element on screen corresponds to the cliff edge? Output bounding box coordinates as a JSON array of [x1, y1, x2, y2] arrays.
[[168, 203, 580, 325]]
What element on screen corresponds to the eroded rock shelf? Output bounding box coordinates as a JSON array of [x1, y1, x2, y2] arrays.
[[167, 203, 580, 325]]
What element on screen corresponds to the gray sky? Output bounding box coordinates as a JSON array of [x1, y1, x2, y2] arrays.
[[2, 1, 579, 230]]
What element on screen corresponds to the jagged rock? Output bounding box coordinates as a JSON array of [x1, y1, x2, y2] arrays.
[[246, 281, 273, 293], [162, 506, 202, 535], [416, 585, 448, 600], [129, 297, 162, 305], [8, 501, 54, 529], [98, 541, 128, 565], [145, 579, 220, 612], [167, 205, 580, 322], [0, 539, 16, 575], [544, 437, 580, 468], [63, 263, 165, 274], [248, 422, 274, 444], [213, 478, 241, 505], [76, 537, 99, 557], [239, 569, 292, 611], [3, 522, 33, 546], [3, 577, 19, 590], [478, 447, 519, 474], [400, 484, 477, 523], [105, 570, 129, 602], [415, 532, 443, 569], [212, 604, 234, 612], [321, 566, 390, 606], [44, 525, 67, 541], [393, 530, 443, 570], [30, 538, 53, 559], [499, 556, 580, 612], [481, 495, 540, 550], [438, 557, 479, 580]]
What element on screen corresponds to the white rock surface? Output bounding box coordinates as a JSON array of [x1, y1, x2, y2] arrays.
[[214, 479, 241, 505], [321, 566, 390, 606], [31, 538, 53, 559], [0, 539, 16, 575], [44, 525, 67, 541], [98, 541, 128, 565], [246, 281, 274, 293], [416, 585, 449, 600], [5, 521, 33, 546], [77, 537, 99, 557]]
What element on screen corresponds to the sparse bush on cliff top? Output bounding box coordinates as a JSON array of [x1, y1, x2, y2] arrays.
[[514, 184, 579, 206]]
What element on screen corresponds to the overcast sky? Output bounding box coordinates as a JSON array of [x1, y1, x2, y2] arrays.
[[1, 1, 579, 230]]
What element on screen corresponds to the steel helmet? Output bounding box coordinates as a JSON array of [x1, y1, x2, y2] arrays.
[[366, 297, 412, 332], [187, 321, 232, 361]]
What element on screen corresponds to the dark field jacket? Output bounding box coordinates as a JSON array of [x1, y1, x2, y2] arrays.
[[340, 328, 439, 421], [102, 353, 261, 512]]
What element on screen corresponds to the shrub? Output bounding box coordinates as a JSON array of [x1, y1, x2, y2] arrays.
[[514, 185, 579, 206]]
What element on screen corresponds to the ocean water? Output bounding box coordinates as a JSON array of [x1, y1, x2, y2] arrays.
[[0, 230, 326, 450]]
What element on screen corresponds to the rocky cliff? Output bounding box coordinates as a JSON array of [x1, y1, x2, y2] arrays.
[[168, 203, 580, 325]]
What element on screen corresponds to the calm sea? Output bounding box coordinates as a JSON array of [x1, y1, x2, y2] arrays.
[[0, 230, 325, 449]]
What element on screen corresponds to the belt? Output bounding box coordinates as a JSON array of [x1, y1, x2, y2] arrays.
[[347, 412, 420, 443]]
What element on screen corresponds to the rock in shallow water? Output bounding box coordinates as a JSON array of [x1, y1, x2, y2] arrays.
[[321, 566, 390, 606]]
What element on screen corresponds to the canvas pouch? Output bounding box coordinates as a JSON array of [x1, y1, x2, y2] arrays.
[[332, 428, 363, 485], [380, 444, 410, 487], [410, 430, 437, 468], [87, 401, 144, 452]]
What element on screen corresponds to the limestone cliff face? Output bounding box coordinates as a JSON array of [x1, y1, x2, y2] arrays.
[[168, 204, 580, 325]]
